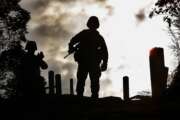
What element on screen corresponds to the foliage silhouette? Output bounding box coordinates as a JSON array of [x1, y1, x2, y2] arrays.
[[0, 41, 25, 98], [150, 0, 180, 27], [0, 0, 30, 99]]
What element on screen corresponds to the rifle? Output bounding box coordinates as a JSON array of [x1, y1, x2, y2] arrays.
[[64, 43, 80, 59], [64, 50, 75, 59]]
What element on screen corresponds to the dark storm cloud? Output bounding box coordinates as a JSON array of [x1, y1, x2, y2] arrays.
[[21, 0, 111, 14], [28, 0, 112, 42], [135, 8, 146, 23], [31, 0, 49, 10], [20, 0, 48, 12], [33, 23, 71, 40], [105, 5, 114, 15]]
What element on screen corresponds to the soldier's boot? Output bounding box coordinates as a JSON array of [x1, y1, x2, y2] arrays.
[[91, 78, 100, 99], [76, 83, 85, 97]]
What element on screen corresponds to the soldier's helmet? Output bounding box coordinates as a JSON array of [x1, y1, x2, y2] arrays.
[[87, 16, 100, 29], [25, 41, 37, 51]]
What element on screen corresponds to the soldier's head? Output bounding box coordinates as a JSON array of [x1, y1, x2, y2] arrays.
[[87, 16, 99, 30], [25, 41, 37, 54]]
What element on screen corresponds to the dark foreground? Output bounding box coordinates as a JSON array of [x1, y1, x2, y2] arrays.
[[0, 95, 180, 120]]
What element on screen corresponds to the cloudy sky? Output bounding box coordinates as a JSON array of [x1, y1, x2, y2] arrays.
[[20, 0, 176, 98]]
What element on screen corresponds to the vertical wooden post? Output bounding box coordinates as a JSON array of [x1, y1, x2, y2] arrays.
[[70, 78, 74, 95], [55, 74, 62, 95], [49, 71, 55, 95], [149, 47, 168, 98], [123, 76, 129, 101]]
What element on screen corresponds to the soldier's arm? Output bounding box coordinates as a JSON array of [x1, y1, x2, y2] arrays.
[[99, 35, 108, 71], [40, 60, 48, 69], [37, 52, 48, 69], [69, 30, 85, 53], [100, 36, 108, 65]]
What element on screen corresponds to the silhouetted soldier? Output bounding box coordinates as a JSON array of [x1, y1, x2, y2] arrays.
[[68, 16, 108, 98], [19, 41, 48, 99]]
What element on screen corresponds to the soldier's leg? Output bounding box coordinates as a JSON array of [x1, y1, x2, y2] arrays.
[[89, 67, 101, 98], [76, 64, 88, 96]]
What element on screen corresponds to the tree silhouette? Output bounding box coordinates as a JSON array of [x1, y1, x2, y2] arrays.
[[151, 0, 180, 98], [150, 0, 180, 27], [150, 1, 180, 57], [0, 0, 30, 99]]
